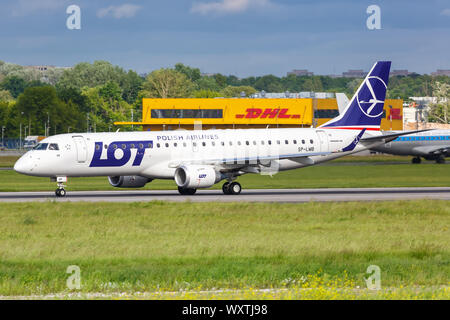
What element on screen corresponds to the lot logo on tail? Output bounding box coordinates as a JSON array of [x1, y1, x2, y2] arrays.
[[357, 76, 387, 118], [319, 61, 391, 129]]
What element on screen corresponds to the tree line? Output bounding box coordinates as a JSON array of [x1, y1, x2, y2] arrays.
[[0, 60, 449, 138]]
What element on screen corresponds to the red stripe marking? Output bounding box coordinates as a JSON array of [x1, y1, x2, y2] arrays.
[[322, 127, 380, 131]]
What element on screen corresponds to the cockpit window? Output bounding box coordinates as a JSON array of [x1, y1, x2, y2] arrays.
[[33, 143, 48, 150], [48, 143, 59, 151]]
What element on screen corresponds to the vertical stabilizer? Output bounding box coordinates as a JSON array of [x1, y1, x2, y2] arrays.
[[320, 61, 391, 130]]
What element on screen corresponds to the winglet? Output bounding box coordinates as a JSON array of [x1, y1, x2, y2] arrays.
[[342, 129, 366, 152]]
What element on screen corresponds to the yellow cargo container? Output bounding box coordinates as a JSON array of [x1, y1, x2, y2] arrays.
[[115, 97, 403, 131], [116, 98, 314, 131]]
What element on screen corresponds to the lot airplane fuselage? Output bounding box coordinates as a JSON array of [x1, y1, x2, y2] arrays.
[[15, 61, 412, 196], [14, 127, 375, 178]]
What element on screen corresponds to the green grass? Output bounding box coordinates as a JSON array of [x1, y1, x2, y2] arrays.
[[0, 200, 448, 297], [0, 156, 18, 168], [0, 159, 449, 191]]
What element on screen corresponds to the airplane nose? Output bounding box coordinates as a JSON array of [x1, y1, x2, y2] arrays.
[[14, 155, 32, 174]]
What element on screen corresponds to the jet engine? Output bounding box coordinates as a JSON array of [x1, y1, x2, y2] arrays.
[[108, 176, 152, 188], [174, 165, 222, 189]]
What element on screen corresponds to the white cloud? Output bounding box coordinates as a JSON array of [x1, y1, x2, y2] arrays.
[[190, 0, 272, 15], [440, 8, 450, 17], [97, 4, 141, 19]]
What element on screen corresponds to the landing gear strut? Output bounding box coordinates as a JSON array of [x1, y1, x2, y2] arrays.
[[222, 181, 242, 195]]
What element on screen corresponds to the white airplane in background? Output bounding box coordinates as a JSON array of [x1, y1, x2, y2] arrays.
[[370, 129, 449, 163], [14, 61, 423, 197]]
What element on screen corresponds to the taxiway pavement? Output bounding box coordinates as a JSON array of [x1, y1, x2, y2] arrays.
[[0, 187, 449, 203]]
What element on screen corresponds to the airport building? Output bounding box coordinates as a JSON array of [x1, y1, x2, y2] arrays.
[[115, 95, 403, 131]]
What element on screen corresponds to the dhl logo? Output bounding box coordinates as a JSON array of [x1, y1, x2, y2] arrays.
[[388, 108, 402, 120], [235, 108, 301, 119]]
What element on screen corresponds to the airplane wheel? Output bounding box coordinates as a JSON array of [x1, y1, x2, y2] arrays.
[[412, 157, 421, 164], [55, 188, 66, 197], [436, 156, 446, 164], [222, 182, 230, 195], [228, 182, 242, 195], [178, 187, 197, 195]]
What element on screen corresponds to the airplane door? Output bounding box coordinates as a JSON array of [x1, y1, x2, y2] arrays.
[[72, 136, 87, 163], [316, 130, 329, 153]]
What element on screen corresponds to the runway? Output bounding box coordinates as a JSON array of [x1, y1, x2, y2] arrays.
[[0, 187, 449, 203]]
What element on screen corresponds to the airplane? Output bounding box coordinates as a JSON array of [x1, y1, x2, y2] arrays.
[[13, 61, 424, 197], [370, 129, 449, 164]]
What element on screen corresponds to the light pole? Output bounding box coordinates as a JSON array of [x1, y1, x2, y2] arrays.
[[46, 112, 50, 136], [1, 126, 5, 148], [389, 105, 393, 131], [20, 112, 24, 149]]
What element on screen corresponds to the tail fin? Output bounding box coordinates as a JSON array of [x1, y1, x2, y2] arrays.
[[320, 61, 391, 130]]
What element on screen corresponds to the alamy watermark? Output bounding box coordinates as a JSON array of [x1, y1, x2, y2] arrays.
[[366, 5, 381, 30], [365, 265, 381, 290], [66, 5, 81, 30], [66, 265, 81, 290]]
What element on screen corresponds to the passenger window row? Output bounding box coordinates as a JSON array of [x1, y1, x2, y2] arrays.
[[153, 139, 314, 148]]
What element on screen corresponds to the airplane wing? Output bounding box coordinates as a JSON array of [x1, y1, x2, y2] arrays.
[[168, 150, 332, 169], [361, 129, 432, 143]]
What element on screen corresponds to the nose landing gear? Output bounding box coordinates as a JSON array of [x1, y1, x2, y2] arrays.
[[53, 176, 67, 197], [55, 187, 66, 197]]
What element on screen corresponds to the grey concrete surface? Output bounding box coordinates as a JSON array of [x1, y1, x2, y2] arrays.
[[0, 187, 449, 203], [0, 150, 26, 157]]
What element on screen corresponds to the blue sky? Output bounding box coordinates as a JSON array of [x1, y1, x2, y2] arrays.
[[0, 0, 449, 77]]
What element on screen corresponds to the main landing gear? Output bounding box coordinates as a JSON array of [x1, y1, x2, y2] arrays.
[[412, 156, 421, 164], [436, 155, 446, 164], [222, 181, 242, 195], [53, 176, 67, 197]]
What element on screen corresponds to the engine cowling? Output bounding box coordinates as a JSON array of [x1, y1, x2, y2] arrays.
[[174, 165, 222, 189], [108, 176, 151, 188]]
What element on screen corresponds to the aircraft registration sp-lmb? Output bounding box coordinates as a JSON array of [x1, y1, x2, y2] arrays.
[[13, 61, 421, 197]]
